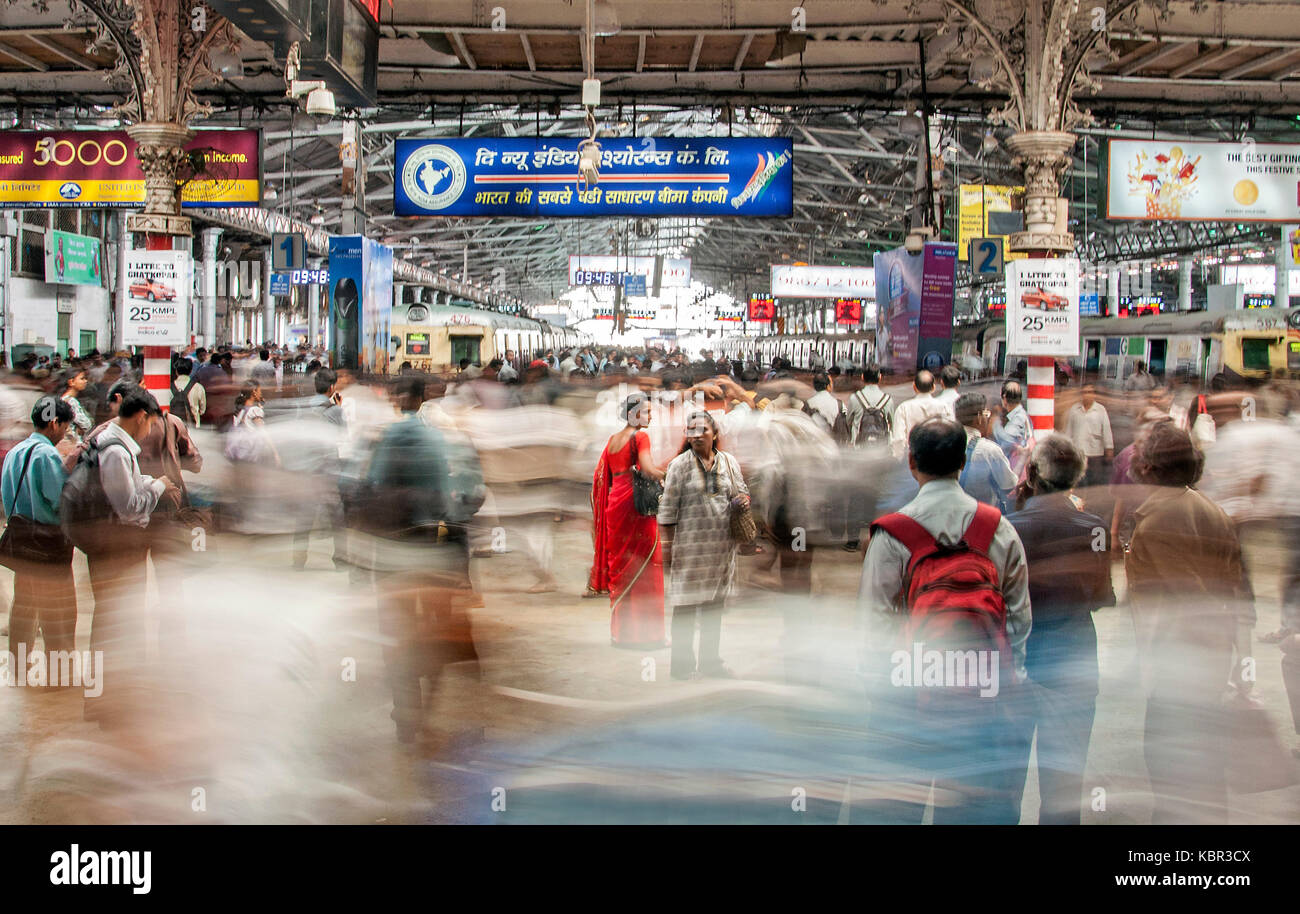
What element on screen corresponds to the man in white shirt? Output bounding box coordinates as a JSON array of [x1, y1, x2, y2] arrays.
[[805, 371, 842, 432], [932, 364, 961, 416], [558, 350, 579, 379], [497, 350, 519, 383], [1064, 383, 1114, 488], [890, 370, 952, 459]]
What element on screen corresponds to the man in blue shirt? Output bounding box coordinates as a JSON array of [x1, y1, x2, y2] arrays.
[[993, 380, 1032, 474], [2, 396, 77, 659]]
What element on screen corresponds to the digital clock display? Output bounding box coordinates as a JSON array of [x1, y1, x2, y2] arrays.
[[290, 269, 330, 284], [574, 270, 635, 286]]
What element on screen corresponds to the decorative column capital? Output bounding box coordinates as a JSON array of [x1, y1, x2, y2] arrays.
[[127, 121, 196, 235], [1005, 130, 1077, 254]]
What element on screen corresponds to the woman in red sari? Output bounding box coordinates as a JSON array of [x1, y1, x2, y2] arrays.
[[590, 393, 667, 649]]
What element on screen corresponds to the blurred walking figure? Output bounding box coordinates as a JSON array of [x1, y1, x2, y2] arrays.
[[1007, 435, 1115, 824], [1126, 421, 1252, 824], [2, 396, 77, 660], [859, 418, 1031, 824], [169, 357, 206, 427], [591, 393, 666, 649], [366, 377, 478, 743], [953, 393, 1017, 512], [658, 411, 750, 680]]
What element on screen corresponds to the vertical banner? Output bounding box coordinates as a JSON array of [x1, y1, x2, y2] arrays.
[[917, 243, 958, 370], [329, 235, 393, 373], [874, 247, 920, 373], [122, 250, 192, 346], [364, 237, 393, 376], [328, 236, 362, 369], [1005, 258, 1081, 357]]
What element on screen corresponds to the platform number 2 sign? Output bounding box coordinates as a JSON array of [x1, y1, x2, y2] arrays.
[[970, 237, 1004, 279]]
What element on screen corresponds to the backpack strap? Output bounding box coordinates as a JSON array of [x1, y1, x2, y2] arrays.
[[870, 512, 939, 575], [962, 501, 1002, 554]]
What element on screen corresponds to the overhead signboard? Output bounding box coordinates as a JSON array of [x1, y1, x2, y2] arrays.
[[123, 250, 191, 346], [1005, 258, 1081, 357], [770, 264, 876, 299], [958, 184, 1027, 262], [0, 129, 261, 208], [1107, 139, 1300, 222], [44, 230, 102, 286], [747, 296, 775, 322], [269, 273, 292, 296], [569, 255, 691, 287], [395, 137, 794, 218]]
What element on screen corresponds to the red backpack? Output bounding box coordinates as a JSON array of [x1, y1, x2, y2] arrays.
[[869, 503, 1012, 702]]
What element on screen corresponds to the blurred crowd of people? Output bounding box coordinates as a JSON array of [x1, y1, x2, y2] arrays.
[[0, 337, 1297, 824]]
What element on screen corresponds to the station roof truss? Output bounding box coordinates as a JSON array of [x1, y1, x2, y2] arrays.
[[0, 1, 1298, 304]]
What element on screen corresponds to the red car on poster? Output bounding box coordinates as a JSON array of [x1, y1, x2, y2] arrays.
[[129, 277, 176, 302], [1022, 286, 1069, 311]]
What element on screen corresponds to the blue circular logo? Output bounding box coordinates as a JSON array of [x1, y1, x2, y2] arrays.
[[58, 182, 81, 200], [401, 145, 467, 211]]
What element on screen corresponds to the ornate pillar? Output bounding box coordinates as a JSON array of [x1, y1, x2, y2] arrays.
[[1005, 131, 1076, 254], [308, 258, 322, 347]]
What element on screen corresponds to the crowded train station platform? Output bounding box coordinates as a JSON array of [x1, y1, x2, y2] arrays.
[[0, 0, 1296, 885]]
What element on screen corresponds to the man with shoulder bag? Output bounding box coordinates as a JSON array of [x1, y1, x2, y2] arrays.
[[0, 396, 78, 664]]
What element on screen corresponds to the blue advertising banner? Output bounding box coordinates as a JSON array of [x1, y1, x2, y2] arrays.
[[394, 137, 794, 218], [874, 243, 957, 372]]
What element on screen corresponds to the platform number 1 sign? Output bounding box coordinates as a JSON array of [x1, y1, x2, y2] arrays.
[[970, 237, 1004, 279], [272, 232, 307, 272]]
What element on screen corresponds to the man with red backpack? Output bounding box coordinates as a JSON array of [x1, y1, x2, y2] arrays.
[[858, 417, 1032, 824]]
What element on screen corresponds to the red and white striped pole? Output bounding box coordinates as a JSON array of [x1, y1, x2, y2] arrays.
[[1026, 354, 1056, 436], [143, 233, 173, 412]]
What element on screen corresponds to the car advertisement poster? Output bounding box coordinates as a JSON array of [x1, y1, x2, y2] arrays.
[[1106, 139, 1300, 222], [1005, 258, 1080, 357], [123, 250, 191, 346], [44, 229, 102, 286]]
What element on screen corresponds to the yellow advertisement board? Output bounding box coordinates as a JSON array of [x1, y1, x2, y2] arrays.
[[958, 184, 1027, 261]]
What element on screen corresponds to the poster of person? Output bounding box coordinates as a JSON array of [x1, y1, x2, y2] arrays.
[[1005, 258, 1080, 357], [122, 250, 191, 346]]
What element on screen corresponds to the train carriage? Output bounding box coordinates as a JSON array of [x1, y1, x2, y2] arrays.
[[388, 303, 587, 374], [981, 307, 1300, 386]]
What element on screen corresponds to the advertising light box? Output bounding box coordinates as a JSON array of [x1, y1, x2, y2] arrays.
[[1107, 139, 1300, 222], [396, 137, 794, 218], [770, 264, 876, 299], [1005, 258, 1081, 357], [0, 129, 261, 207]]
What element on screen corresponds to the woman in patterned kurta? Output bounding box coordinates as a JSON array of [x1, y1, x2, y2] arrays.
[[658, 410, 750, 680]]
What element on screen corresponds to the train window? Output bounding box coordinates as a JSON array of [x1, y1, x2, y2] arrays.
[[1242, 338, 1272, 372]]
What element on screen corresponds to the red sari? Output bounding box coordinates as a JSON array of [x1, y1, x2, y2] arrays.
[[591, 430, 665, 647]]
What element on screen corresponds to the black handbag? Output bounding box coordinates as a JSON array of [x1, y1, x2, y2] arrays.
[[630, 432, 663, 517], [0, 444, 73, 569]]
